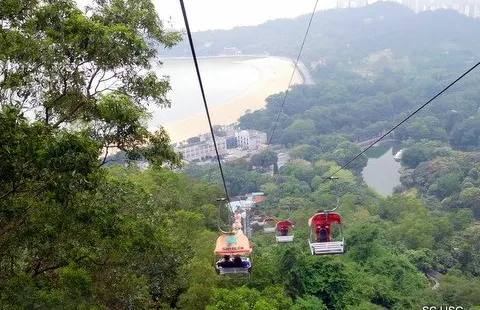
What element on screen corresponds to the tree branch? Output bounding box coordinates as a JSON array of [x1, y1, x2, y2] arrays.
[[46, 73, 68, 124], [100, 145, 109, 167], [32, 255, 89, 276], [51, 66, 101, 128], [0, 188, 15, 200], [0, 179, 18, 200], [93, 70, 106, 94], [87, 67, 101, 98]]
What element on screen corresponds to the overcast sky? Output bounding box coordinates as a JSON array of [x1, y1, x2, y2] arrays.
[[75, 0, 342, 31]]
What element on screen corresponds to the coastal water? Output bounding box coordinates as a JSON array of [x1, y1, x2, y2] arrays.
[[362, 143, 402, 196], [148, 57, 264, 130]]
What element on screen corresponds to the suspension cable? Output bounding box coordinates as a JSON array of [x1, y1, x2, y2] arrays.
[[268, 0, 319, 144], [323, 61, 480, 182], [179, 0, 231, 203]]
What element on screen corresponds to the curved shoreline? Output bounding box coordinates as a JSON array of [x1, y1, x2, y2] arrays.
[[161, 56, 305, 143], [159, 54, 314, 85]]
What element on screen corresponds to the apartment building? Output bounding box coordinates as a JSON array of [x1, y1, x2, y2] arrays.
[[235, 130, 267, 150], [174, 137, 227, 162]]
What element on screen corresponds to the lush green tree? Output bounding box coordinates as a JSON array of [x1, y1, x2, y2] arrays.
[[0, 0, 182, 164], [183, 160, 269, 196], [402, 146, 429, 168], [450, 208, 475, 230], [450, 116, 480, 149], [286, 257, 358, 309], [439, 275, 480, 308], [289, 144, 320, 162], [329, 141, 368, 174], [281, 120, 316, 147], [280, 159, 316, 185], [292, 295, 327, 310], [278, 176, 311, 198], [405, 249, 435, 272], [454, 226, 480, 276], [445, 110, 463, 133], [433, 172, 462, 200], [206, 286, 292, 310], [345, 222, 383, 263], [458, 187, 480, 217], [405, 116, 448, 141]]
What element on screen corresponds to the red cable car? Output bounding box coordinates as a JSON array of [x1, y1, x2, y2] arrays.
[[275, 220, 294, 243], [308, 212, 344, 255]]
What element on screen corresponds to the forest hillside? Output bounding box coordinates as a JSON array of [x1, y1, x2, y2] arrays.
[[1, 1, 480, 309], [162, 2, 480, 71]]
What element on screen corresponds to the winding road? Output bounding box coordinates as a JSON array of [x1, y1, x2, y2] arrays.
[[425, 270, 441, 290]]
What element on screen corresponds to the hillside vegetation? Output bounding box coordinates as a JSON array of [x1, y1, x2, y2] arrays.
[[1, 0, 480, 309], [162, 2, 480, 71]]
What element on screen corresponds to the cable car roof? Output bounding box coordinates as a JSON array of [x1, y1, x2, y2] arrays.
[[214, 231, 252, 255], [276, 220, 294, 228], [308, 212, 342, 226]]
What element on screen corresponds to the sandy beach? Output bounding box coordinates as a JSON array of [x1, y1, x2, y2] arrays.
[[162, 57, 303, 143]]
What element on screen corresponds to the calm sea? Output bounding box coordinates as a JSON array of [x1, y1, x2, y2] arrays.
[[147, 57, 264, 130]]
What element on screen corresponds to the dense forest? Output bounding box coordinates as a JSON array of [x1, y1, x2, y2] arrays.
[[1, 0, 480, 309]]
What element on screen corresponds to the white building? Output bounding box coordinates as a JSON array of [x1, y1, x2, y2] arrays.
[[174, 137, 227, 162], [235, 130, 267, 150]]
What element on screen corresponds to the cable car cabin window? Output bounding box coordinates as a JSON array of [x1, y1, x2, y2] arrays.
[[216, 255, 249, 268], [329, 223, 343, 242], [215, 255, 251, 275], [317, 227, 329, 242], [314, 223, 342, 242]]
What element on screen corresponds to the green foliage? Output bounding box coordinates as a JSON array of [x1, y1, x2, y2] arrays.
[[280, 119, 316, 147], [0, 0, 182, 166], [288, 257, 357, 309], [458, 187, 480, 217], [450, 208, 475, 231], [288, 145, 320, 162], [402, 146, 430, 168], [434, 173, 462, 199], [345, 221, 383, 263], [403, 116, 448, 141], [450, 116, 480, 149], [292, 295, 327, 310], [438, 275, 480, 308], [206, 286, 292, 310], [184, 160, 269, 197]]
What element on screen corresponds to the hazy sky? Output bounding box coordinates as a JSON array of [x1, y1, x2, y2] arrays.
[[75, 0, 341, 31]]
